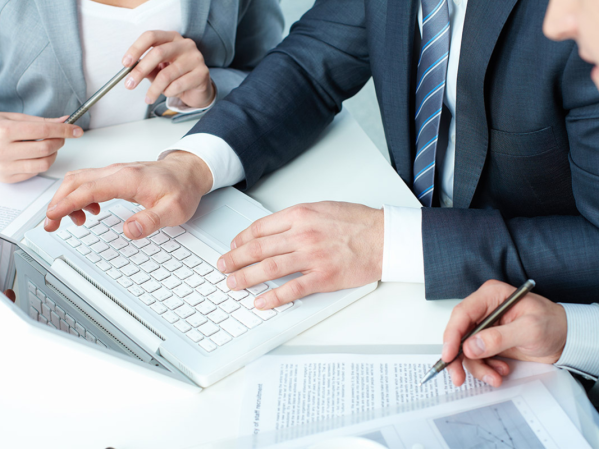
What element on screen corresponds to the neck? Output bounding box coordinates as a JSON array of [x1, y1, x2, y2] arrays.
[[90, 0, 150, 9]]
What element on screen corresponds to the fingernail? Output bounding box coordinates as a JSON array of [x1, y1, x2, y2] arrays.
[[47, 204, 57, 212], [482, 375, 494, 386], [145, 96, 153, 105], [227, 275, 237, 289], [447, 367, 454, 382], [231, 240, 237, 250], [255, 297, 265, 309], [73, 128, 83, 137], [469, 336, 486, 357], [496, 365, 506, 376], [442, 342, 449, 361], [44, 217, 50, 228], [122, 54, 133, 66], [127, 220, 143, 238], [217, 258, 226, 272], [125, 77, 136, 89]]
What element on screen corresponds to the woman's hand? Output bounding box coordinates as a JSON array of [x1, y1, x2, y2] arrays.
[[442, 280, 568, 388], [122, 30, 215, 109], [0, 113, 83, 184]]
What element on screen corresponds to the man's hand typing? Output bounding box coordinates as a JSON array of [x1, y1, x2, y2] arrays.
[[44, 151, 213, 239], [216, 202, 384, 310]]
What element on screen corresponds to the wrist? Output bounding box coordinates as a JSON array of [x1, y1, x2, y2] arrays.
[[163, 150, 213, 195]]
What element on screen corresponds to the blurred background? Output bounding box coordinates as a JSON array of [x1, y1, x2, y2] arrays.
[[279, 0, 389, 162]]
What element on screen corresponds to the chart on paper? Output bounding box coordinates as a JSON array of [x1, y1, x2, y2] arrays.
[[433, 399, 548, 449]]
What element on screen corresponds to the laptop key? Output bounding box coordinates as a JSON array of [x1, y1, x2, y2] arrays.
[[152, 250, 171, 264], [186, 329, 204, 342], [253, 308, 276, 321], [182, 255, 202, 268], [196, 301, 216, 315], [96, 260, 111, 271], [131, 272, 150, 284], [140, 260, 160, 273], [187, 313, 208, 328], [162, 276, 181, 289], [91, 224, 109, 235], [139, 294, 155, 306], [110, 237, 128, 250], [142, 244, 160, 256], [229, 290, 249, 301], [172, 248, 191, 260], [120, 245, 138, 258], [175, 304, 195, 319], [100, 249, 119, 260], [90, 241, 109, 253], [184, 274, 204, 288], [132, 238, 150, 249], [247, 283, 269, 296], [199, 339, 217, 352], [152, 288, 172, 301], [112, 222, 124, 234], [163, 259, 182, 272], [77, 246, 91, 256], [107, 268, 122, 280], [101, 215, 120, 227], [232, 308, 262, 329], [183, 291, 203, 307], [67, 238, 81, 248], [65, 314, 76, 328], [163, 226, 185, 238], [130, 253, 149, 265], [81, 234, 99, 246], [208, 290, 228, 305], [150, 302, 167, 315], [109, 204, 134, 221], [274, 302, 294, 313], [120, 264, 139, 276], [197, 283, 216, 297], [220, 317, 248, 337], [163, 311, 179, 324], [173, 284, 193, 297], [151, 267, 170, 281], [174, 267, 193, 280], [57, 229, 71, 240], [117, 277, 134, 288], [193, 263, 213, 276], [68, 226, 90, 239], [161, 240, 181, 253], [220, 299, 240, 314], [210, 330, 232, 346], [100, 230, 118, 243], [163, 296, 184, 310], [150, 232, 169, 245], [110, 256, 128, 269], [205, 271, 225, 284], [207, 308, 228, 324], [174, 320, 191, 333], [128, 285, 144, 297], [198, 321, 219, 336], [86, 252, 102, 263], [142, 280, 161, 293], [215, 279, 230, 293]]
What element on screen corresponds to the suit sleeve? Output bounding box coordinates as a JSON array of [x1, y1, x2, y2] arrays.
[[184, 0, 372, 190], [422, 47, 599, 304]]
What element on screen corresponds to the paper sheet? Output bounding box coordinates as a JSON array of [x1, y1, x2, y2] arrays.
[[240, 354, 557, 436], [263, 380, 591, 449], [0, 176, 59, 238]]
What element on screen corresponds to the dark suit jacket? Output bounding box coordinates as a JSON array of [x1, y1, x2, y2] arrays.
[[186, 0, 599, 303]]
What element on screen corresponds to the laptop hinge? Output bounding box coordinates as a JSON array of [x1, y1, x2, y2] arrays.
[[51, 259, 162, 354]]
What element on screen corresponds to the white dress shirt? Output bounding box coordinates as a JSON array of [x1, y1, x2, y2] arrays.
[[78, 0, 212, 130]]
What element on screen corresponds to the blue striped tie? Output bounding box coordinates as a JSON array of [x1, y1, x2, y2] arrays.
[[413, 0, 450, 207]]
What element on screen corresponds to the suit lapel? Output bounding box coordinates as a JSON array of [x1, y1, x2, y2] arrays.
[[382, 0, 419, 185], [452, 0, 519, 208], [32, 0, 86, 106], [181, 0, 212, 38]]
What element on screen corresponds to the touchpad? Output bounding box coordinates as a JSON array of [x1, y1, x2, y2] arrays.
[[189, 206, 253, 249]]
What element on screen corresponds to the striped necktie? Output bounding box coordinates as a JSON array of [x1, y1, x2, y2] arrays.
[[413, 0, 450, 207]]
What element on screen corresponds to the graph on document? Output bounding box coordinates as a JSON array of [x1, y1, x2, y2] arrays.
[[433, 399, 552, 449]]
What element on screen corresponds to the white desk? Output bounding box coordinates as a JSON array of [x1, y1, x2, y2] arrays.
[[3, 111, 460, 449]]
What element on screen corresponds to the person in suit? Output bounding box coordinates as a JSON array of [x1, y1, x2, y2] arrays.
[[442, 0, 599, 410], [0, 0, 283, 183], [44, 0, 599, 311]]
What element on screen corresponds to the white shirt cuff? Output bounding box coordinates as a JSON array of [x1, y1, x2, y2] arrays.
[[381, 205, 425, 283], [158, 134, 245, 193], [555, 303, 599, 381], [165, 83, 217, 114]]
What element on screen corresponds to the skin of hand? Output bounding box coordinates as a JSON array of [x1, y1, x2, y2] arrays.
[[3, 290, 15, 303], [544, 0, 599, 89], [442, 280, 568, 388], [43, 151, 213, 239], [122, 30, 215, 109], [216, 202, 384, 310], [0, 113, 83, 183]]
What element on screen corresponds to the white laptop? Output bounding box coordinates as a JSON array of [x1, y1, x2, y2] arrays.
[[23, 187, 377, 387]]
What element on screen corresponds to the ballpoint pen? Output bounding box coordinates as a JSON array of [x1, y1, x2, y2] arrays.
[[64, 61, 140, 125], [418, 279, 536, 386]]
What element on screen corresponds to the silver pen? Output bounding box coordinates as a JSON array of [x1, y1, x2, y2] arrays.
[[64, 61, 139, 125], [419, 279, 536, 386]]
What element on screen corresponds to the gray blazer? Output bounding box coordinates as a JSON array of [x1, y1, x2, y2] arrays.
[[0, 0, 284, 128]]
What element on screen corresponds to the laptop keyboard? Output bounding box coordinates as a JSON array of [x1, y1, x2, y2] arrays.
[[54, 205, 294, 353], [27, 280, 108, 348]]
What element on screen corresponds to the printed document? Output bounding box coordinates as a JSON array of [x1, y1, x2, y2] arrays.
[[0, 176, 59, 238], [263, 380, 591, 449], [240, 353, 557, 436]]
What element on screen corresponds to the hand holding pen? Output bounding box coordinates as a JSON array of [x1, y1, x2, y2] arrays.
[[421, 280, 568, 388]]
